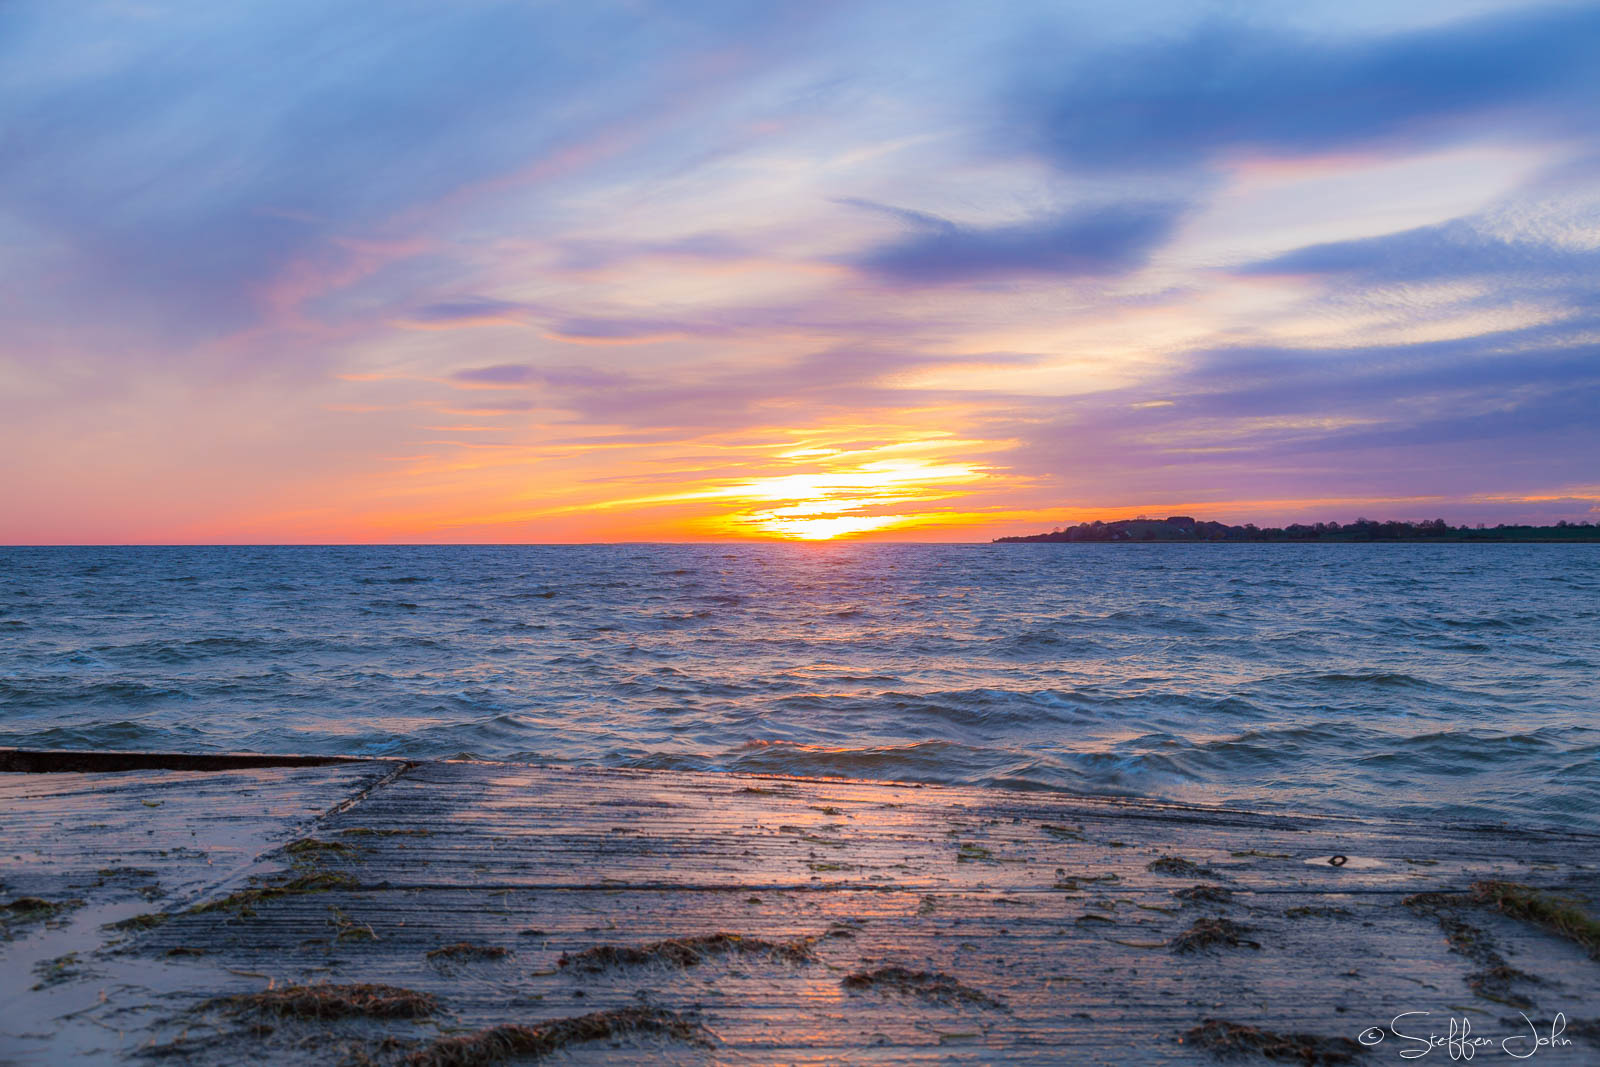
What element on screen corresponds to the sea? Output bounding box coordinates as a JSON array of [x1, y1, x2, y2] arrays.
[[1, 544, 1596, 831]]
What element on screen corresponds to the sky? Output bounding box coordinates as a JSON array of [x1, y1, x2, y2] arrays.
[[3, 0, 1598, 543]]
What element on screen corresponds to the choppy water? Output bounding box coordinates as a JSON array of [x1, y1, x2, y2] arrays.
[[1, 544, 1597, 830]]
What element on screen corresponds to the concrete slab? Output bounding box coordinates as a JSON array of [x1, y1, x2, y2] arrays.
[[3, 755, 1597, 1064]]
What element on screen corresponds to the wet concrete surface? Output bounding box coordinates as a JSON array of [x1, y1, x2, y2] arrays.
[[3, 751, 1598, 1064]]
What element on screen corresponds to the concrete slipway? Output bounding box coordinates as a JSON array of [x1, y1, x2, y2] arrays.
[[2, 750, 1597, 1065]]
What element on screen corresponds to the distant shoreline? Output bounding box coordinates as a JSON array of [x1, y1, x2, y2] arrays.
[[994, 515, 1600, 544], [995, 537, 1600, 543]]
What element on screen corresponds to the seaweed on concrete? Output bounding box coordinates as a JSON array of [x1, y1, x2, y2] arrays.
[[425, 943, 511, 962], [284, 838, 361, 857], [1170, 917, 1261, 953], [1175, 885, 1234, 905], [207, 983, 437, 1020], [404, 1007, 710, 1067], [1403, 888, 1542, 1007], [1470, 880, 1600, 958], [841, 966, 1005, 1009], [1148, 856, 1219, 878], [188, 872, 358, 917], [558, 932, 815, 972], [2, 896, 83, 935], [1182, 1018, 1364, 1063]]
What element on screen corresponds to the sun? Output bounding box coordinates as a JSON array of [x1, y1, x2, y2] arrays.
[[714, 450, 990, 540]]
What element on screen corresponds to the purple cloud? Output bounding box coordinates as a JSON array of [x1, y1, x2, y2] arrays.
[[1242, 219, 1600, 289], [452, 363, 627, 388], [1017, 4, 1600, 173], [848, 201, 1184, 284], [411, 299, 528, 325]]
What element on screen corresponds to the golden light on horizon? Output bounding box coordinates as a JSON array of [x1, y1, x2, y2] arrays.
[[701, 445, 991, 540], [751, 513, 909, 540]]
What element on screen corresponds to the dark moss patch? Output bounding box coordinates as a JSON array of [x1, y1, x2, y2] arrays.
[[842, 966, 1004, 1009], [404, 1007, 710, 1067], [1285, 905, 1352, 919], [1149, 856, 1218, 878], [1040, 823, 1084, 841], [1171, 918, 1261, 953], [1175, 885, 1234, 905], [1470, 880, 1600, 958], [426, 942, 511, 962], [5, 897, 53, 911], [1401, 890, 1467, 913], [165, 945, 207, 957], [559, 932, 815, 972], [106, 911, 169, 932], [284, 838, 360, 857], [188, 872, 358, 917], [208, 983, 436, 1019], [4, 896, 82, 922], [1182, 1018, 1363, 1063]]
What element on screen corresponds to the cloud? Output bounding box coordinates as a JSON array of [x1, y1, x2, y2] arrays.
[[990, 308, 1600, 508], [1243, 217, 1600, 288], [408, 299, 529, 328], [452, 363, 538, 385], [451, 363, 626, 388], [0, 1, 816, 351], [500, 342, 1019, 432], [555, 232, 755, 271], [441, 400, 537, 414], [545, 316, 688, 343], [1020, 4, 1600, 172], [848, 201, 1184, 284]]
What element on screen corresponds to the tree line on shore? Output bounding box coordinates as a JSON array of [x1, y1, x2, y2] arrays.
[[993, 516, 1600, 543]]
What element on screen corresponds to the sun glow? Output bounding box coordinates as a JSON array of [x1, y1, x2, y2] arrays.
[[532, 436, 1000, 540], [703, 452, 989, 539], [752, 513, 908, 540]]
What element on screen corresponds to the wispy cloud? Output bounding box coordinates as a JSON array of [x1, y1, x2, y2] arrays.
[[847, 201, 1186, 284]]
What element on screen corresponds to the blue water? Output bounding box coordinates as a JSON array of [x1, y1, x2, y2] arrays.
[[1, 544, 1596, 830]]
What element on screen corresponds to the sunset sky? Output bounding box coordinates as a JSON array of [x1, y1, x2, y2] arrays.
[[4, 0, 1598, 542]]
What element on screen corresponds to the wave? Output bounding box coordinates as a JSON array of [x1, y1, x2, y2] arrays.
[[714, 738, 1002, 781], [2, 542, 1596, 831], [988, 629, 1108, 660], [92, 636, 275, 664]]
